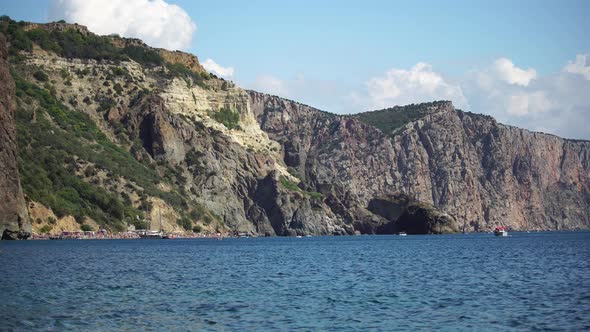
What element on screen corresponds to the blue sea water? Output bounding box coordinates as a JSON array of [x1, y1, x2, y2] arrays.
[[1, 232, 589, 331]]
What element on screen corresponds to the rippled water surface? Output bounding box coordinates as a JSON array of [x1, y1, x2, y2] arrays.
[[1, 232, 589, 331]]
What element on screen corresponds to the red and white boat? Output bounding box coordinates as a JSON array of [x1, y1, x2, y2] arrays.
[[493, 226, 508, 237]]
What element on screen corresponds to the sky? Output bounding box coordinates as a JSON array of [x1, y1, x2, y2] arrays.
[[1, 0, 589, 139]]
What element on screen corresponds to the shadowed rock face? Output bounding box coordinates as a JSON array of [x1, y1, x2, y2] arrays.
[[248, 91, 590, 232], [367, 195, 458, 234], [0, 33, 31, 239]]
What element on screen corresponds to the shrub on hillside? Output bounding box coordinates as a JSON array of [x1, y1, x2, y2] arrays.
[[211, 108, 240, 130]]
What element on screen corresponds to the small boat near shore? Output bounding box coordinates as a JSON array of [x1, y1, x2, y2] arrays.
[[398, 232, 407, 236], [494, 226, 508, 237], [139, 208, 165, 239], [139, 230, 163, 239]]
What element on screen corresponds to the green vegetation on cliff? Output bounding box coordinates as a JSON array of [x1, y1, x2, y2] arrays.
[[353, 101, 450, 136], [211, 108, 240, 130], [1, 16, 206, 79], [15, 75, 142, 229], [12, 71, 197, 230], [279, 176, 323, 200], [1, 16, 162, 67]]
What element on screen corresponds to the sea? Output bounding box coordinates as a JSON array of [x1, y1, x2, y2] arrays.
[[1, 232, 589, 331]]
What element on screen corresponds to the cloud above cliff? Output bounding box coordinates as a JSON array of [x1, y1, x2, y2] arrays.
[[49, 0, 196, 50], [362, 63, 469, 111], [245, 55, 590, 139], [462, 54, 590, 139], [202, 59, 234, 79], [564, 54, 590, 80], [492, 58, 537, 86], [505, 92, 552, 116]]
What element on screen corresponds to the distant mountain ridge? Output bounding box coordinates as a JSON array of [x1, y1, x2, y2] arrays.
[[0, 17, 588, 238]]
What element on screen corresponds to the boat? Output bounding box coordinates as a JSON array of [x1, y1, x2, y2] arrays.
[[139, 208, 165, 239], [493, 226, 508, 237], [398, 232, 407, 236], [139, 230, 163, 239]]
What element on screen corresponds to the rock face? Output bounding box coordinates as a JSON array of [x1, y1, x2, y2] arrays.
[[109, 93, 350, 236], [0, 33, 31, 239], [249, 92, 590, 232], [389, 107, 590, 231], [5, 20, 589, 236], [368, 195, 458, 234]]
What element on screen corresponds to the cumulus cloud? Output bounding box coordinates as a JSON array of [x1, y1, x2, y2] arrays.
[[50, 0, 196, 50], [245, 56, 589, 139], [563, 54, 590, 80], [462, 55, 590, 139], [202, 59, 234, 79], [363, 63, 469, 110], [492, 58, 537, 86]]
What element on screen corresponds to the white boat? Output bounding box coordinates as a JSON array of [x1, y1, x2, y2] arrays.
[[139, 230, 163, 239], [139, 208, 165, 239], [398, 232, 407, 236], [493, 227, 508, 237]]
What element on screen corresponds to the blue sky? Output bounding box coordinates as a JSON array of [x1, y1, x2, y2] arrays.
[[4, 0, 588, 79], [1, 0, 589, 138]]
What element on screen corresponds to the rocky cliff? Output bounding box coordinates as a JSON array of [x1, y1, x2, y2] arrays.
[[249, 93, 590, 232], [0, 33, 31, 239], [2, 18, 356, 236], [2, 17, 588, 237]]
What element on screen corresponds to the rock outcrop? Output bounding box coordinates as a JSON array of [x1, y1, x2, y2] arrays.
[[249, 92, 590, 232], [0, 33, 31, 239]]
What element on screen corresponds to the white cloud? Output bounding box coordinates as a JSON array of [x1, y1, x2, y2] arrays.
[[50, 0, 196, 50], [506, 91, 552, 116], [247, 56, 589, 139], [563, 54, 590, 80], [463, 56, 590, 139], [364, 62, 469, 110], [202, 59, 234, 79], [492, 58, 537, 86]]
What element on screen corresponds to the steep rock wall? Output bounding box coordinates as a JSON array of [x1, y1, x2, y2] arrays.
[[249, 91, 590, 231], [0, 33, 31, 239]]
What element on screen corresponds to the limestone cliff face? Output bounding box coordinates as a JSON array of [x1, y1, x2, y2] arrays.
[[249, 92, 590, 232], [0, 33, 31, 239]]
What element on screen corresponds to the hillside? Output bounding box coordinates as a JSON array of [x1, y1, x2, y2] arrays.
[[1, 17, 589, 238], [0, 17, 354, 236]]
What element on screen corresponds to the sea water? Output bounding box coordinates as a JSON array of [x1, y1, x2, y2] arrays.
[[1, 232, 589, 331]]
